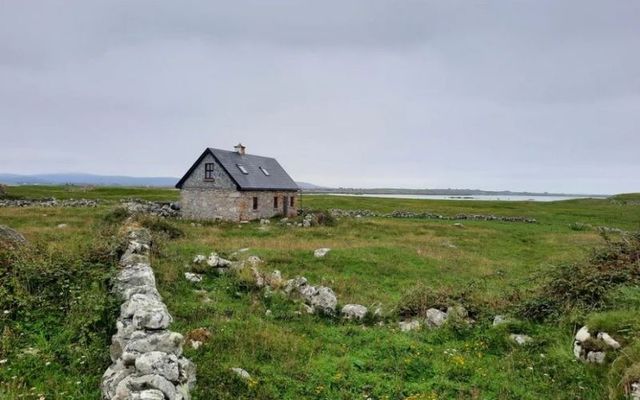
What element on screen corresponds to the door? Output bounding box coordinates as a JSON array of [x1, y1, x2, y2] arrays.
[[283, 196, 289, 216]]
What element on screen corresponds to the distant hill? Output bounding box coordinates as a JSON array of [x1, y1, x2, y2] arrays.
[[0, 173, 325, 190], [0, 173, 179, 187]]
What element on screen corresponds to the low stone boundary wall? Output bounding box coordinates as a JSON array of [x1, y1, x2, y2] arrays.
[[101, 224, 195, 400], [0, 198, 100, 207], [320, 208, 537, 223]]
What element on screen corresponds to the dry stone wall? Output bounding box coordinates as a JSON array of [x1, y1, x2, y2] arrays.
[[102, 225, 195, 400]]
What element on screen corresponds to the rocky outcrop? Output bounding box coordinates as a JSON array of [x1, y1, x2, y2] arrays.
[[102, 226, 195, 400], [573, 326, 621, 364], [0, 198, 100, 208], [0, 225, 26, 247], [283, 277, 337, 315]]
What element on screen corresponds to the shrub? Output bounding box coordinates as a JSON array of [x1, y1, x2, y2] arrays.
[[519, 231, 640, 321], [101, 207, 130, 225], [138, 216, 184, 239], [608, 341, 640, 399]]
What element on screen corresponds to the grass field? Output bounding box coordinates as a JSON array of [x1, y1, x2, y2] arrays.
[[1, 186, 639, 399]]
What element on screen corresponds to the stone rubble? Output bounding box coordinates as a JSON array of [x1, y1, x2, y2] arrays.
[[121, 199, 180, 218], [573, 325, 621, 364], [102, 225, 195, 400]]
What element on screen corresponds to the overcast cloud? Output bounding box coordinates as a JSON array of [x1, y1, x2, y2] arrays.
[[1, 1, 638, 193]]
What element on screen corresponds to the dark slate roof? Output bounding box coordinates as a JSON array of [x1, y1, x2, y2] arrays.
[[176, 148, 299, 191]]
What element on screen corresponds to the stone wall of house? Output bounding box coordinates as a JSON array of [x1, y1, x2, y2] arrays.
[[181, 153, 236, 190], [180, 189, 299, 221]]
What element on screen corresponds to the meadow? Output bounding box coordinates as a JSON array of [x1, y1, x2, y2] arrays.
[[1, 186, 639, 399]]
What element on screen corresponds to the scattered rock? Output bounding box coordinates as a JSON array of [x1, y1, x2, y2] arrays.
[[586, 351, 606, 364], [597, 332, 621, 349], [231, 368, 251, 380], [453, 223, 464, 228], [184, 273, 203, 283], [192, 255, 206, 264], [0, 225, 26, 247], [260, 219, 270, 225], [341, 304, 368, 320], [399, 320, 421, 332], [510, 334, 533, 345], [573, 325, 620, 363], [492, 315, 509, 326], [57, 223, 68, 229], [425, 308, 448, 328], [314, 248, 331, 258], [246, 256, 263, 267]]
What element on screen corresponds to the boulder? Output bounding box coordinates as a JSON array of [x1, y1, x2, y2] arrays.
[[0, 225, 26, 247], [425, 308, 448, 328], [314, 248, 331, 258], [630, 382, 640, 400], [341, 304, 368, 320], [308, 286, 337, 315]]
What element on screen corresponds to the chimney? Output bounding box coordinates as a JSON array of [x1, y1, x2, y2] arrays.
[[234, 143, 246, 155]]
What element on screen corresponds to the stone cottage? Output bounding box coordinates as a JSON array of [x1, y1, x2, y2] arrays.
[[175, 144, 299, 221]]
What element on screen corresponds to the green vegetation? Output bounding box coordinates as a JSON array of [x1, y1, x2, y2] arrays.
[[1, 187, 640, 399], [0, 206, 122, 399], [2, 184, 178, 202]]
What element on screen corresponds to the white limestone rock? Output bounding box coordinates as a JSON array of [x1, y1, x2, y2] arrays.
[[597, 332, 621, 349], [135, 351, 180, 382], [231, 368, 251, 380], [399, 320, 421, 332], [510, 334, 533, 345], [575, 326, 591, 342], [492, 315, 509, 326], [314, 248, 331, 258], [341, 304, 368, 320], [184, 272, 203, 283], [192, 254, 206, 264], [425, 308, 448, 328]]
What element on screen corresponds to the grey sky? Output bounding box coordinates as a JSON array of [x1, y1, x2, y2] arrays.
[[1, 1, 638, 193]]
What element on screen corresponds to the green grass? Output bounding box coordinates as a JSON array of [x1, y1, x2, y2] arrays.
[[1, 187, 640, 399], [2, 184, 178, 202]]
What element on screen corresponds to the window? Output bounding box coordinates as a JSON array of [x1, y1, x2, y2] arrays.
[[273, 196, 278, 208], [290, 196, 295, 207], [237, 164, 249, 174], [259, 166, 270, 176], [252, 197, 258, 210], [204, 163, 215, 180]]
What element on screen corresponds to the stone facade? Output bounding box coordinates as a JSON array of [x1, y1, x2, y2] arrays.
[[179, 153, 298, 221], [180, 189, 299, 221]]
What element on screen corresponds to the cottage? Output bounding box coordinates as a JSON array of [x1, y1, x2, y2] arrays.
[[175, 144, 299, 221]]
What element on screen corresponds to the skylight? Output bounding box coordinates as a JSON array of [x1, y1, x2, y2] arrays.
[[236, 164, 249, 174], [259, 166, 270, 176]]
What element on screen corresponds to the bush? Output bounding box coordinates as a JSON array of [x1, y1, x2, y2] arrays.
[[519, 232, 640, 321], [101, 207, 130, 225], [138, 216, 184, 239], [396, 280, 490, 320]]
